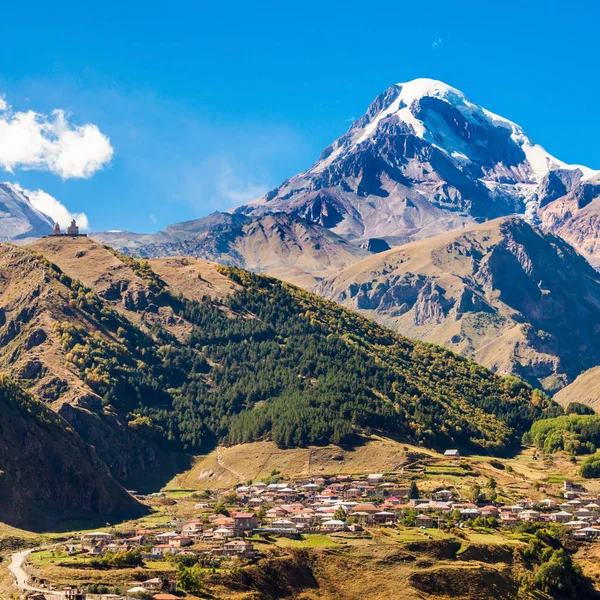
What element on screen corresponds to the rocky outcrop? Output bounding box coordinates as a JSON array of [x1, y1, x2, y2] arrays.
[[539, 173, 600, 268], [0, 376, 143, 530]]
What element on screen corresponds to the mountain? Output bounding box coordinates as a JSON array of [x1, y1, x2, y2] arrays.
[[538, 172, 600, 268], [92, 212, 370, 287], [0, 183, 54, 242], [236, 78, 597, 245], [0, 235, 559, 489], [90, 79, 598, 285], [0, 376, 142, 529], [316, 217, 600, 393]]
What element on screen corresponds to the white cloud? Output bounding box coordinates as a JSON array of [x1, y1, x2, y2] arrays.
[[149, 213, 157, 223], [432, 38, 443, 50], [214, 162, 269, 208], [14, 184, 89, 230], [0, 96, 114, 179]]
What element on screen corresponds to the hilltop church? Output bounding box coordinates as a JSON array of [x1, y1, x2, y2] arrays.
[[51, 219, 87, 237]]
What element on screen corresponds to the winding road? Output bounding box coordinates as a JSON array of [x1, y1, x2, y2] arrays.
[[9, 547, 64, 598]]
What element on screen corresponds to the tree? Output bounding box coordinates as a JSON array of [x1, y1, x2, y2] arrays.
[[213, 501, 230, 516], [333, 506, 347, 522], [408, 481, 420, 500], [469, 483, 482, 503], [178, 563, 204, 593]]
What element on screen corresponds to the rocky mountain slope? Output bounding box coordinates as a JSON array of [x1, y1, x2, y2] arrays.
[[316, 217, 600, 393], [0, 236, 560, 501], [538, 172, 600, 268], [0, 183, 53, 242], [0, 376, 142, 529], [88, 78, 599, 286], [237, 78, 597, 246], [93, 212, 370, 287]]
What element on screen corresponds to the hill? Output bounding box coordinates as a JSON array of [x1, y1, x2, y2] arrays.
[[554, 366, 600, 411], [316, 217, 600, 392], [0, 376, 142, 529], [0, 236, 560, 469]]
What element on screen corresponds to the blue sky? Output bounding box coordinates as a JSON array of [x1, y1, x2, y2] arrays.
[[0, 0, 598, 232]]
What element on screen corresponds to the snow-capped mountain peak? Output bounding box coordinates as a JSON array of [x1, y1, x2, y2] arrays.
[[237, 78, 597, 245]]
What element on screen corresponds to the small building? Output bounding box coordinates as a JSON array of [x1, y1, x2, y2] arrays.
[[444, 449, 460, 458], [321, 519, 348, 532], [551, 511, 573, 523], [220, 540, 257, 559], [233, 512, 259, 531], [415, 514, 435, 528]]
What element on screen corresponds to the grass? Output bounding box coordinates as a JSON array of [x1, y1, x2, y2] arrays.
[[162, 489, 197, 498], [276, 534, 339, 548]]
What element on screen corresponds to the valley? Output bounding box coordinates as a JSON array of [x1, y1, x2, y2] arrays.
[[4, 439, 600, 599]]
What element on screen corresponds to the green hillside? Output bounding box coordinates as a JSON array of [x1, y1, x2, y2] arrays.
[[47, 251, 560, 455]]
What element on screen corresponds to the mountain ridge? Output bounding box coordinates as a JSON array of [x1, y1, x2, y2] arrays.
[[316, 216, 600, 393]]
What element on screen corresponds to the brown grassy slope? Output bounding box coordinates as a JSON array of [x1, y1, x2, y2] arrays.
[[554, 366, 600, 411], [0, 243, 186, 490], [169, 437, 436, 490], [28, 237, 237, 342], [316, 216, 600, 393]]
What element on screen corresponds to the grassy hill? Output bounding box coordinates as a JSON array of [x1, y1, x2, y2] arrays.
[[0, 237, 564, 522]]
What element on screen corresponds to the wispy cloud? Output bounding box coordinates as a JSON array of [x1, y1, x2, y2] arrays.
[[432, 38, 443, 50], [149, 213, 157, 223], [0, 94, 113, 179], [14, 184, 89, 229]]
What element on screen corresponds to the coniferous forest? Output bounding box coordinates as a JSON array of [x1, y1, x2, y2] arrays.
[[51, 255, 561, 455]]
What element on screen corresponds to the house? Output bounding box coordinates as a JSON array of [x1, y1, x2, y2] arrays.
[[551, 511, 572, 523], [565, 520, 588, 530], [518, 510, 541, 522], [321, 519, 347, 532], [81, 531, 113, 544], [151, 545, 180, 557], [373, 511, 396, 524], [500, 516, 519, 528], [213, 528, 234, 539], [169, 536, 192, 547], [233, 512, 259, 531], [220, 540, 257, 559], [444, 449, 460, 458], [564, 480, 586, 492], [182, 520, 203, 536], [574, 527, 600, 540], [130, 578, 162, 592], [367, 474, 384, 483], [573, 509, 594, 521], [415, 514, 435, 528], [270, 519, 296, 530], [538, 498, 557, 509]]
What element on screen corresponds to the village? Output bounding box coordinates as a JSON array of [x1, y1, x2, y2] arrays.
[[17, 447, 600, 600]]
